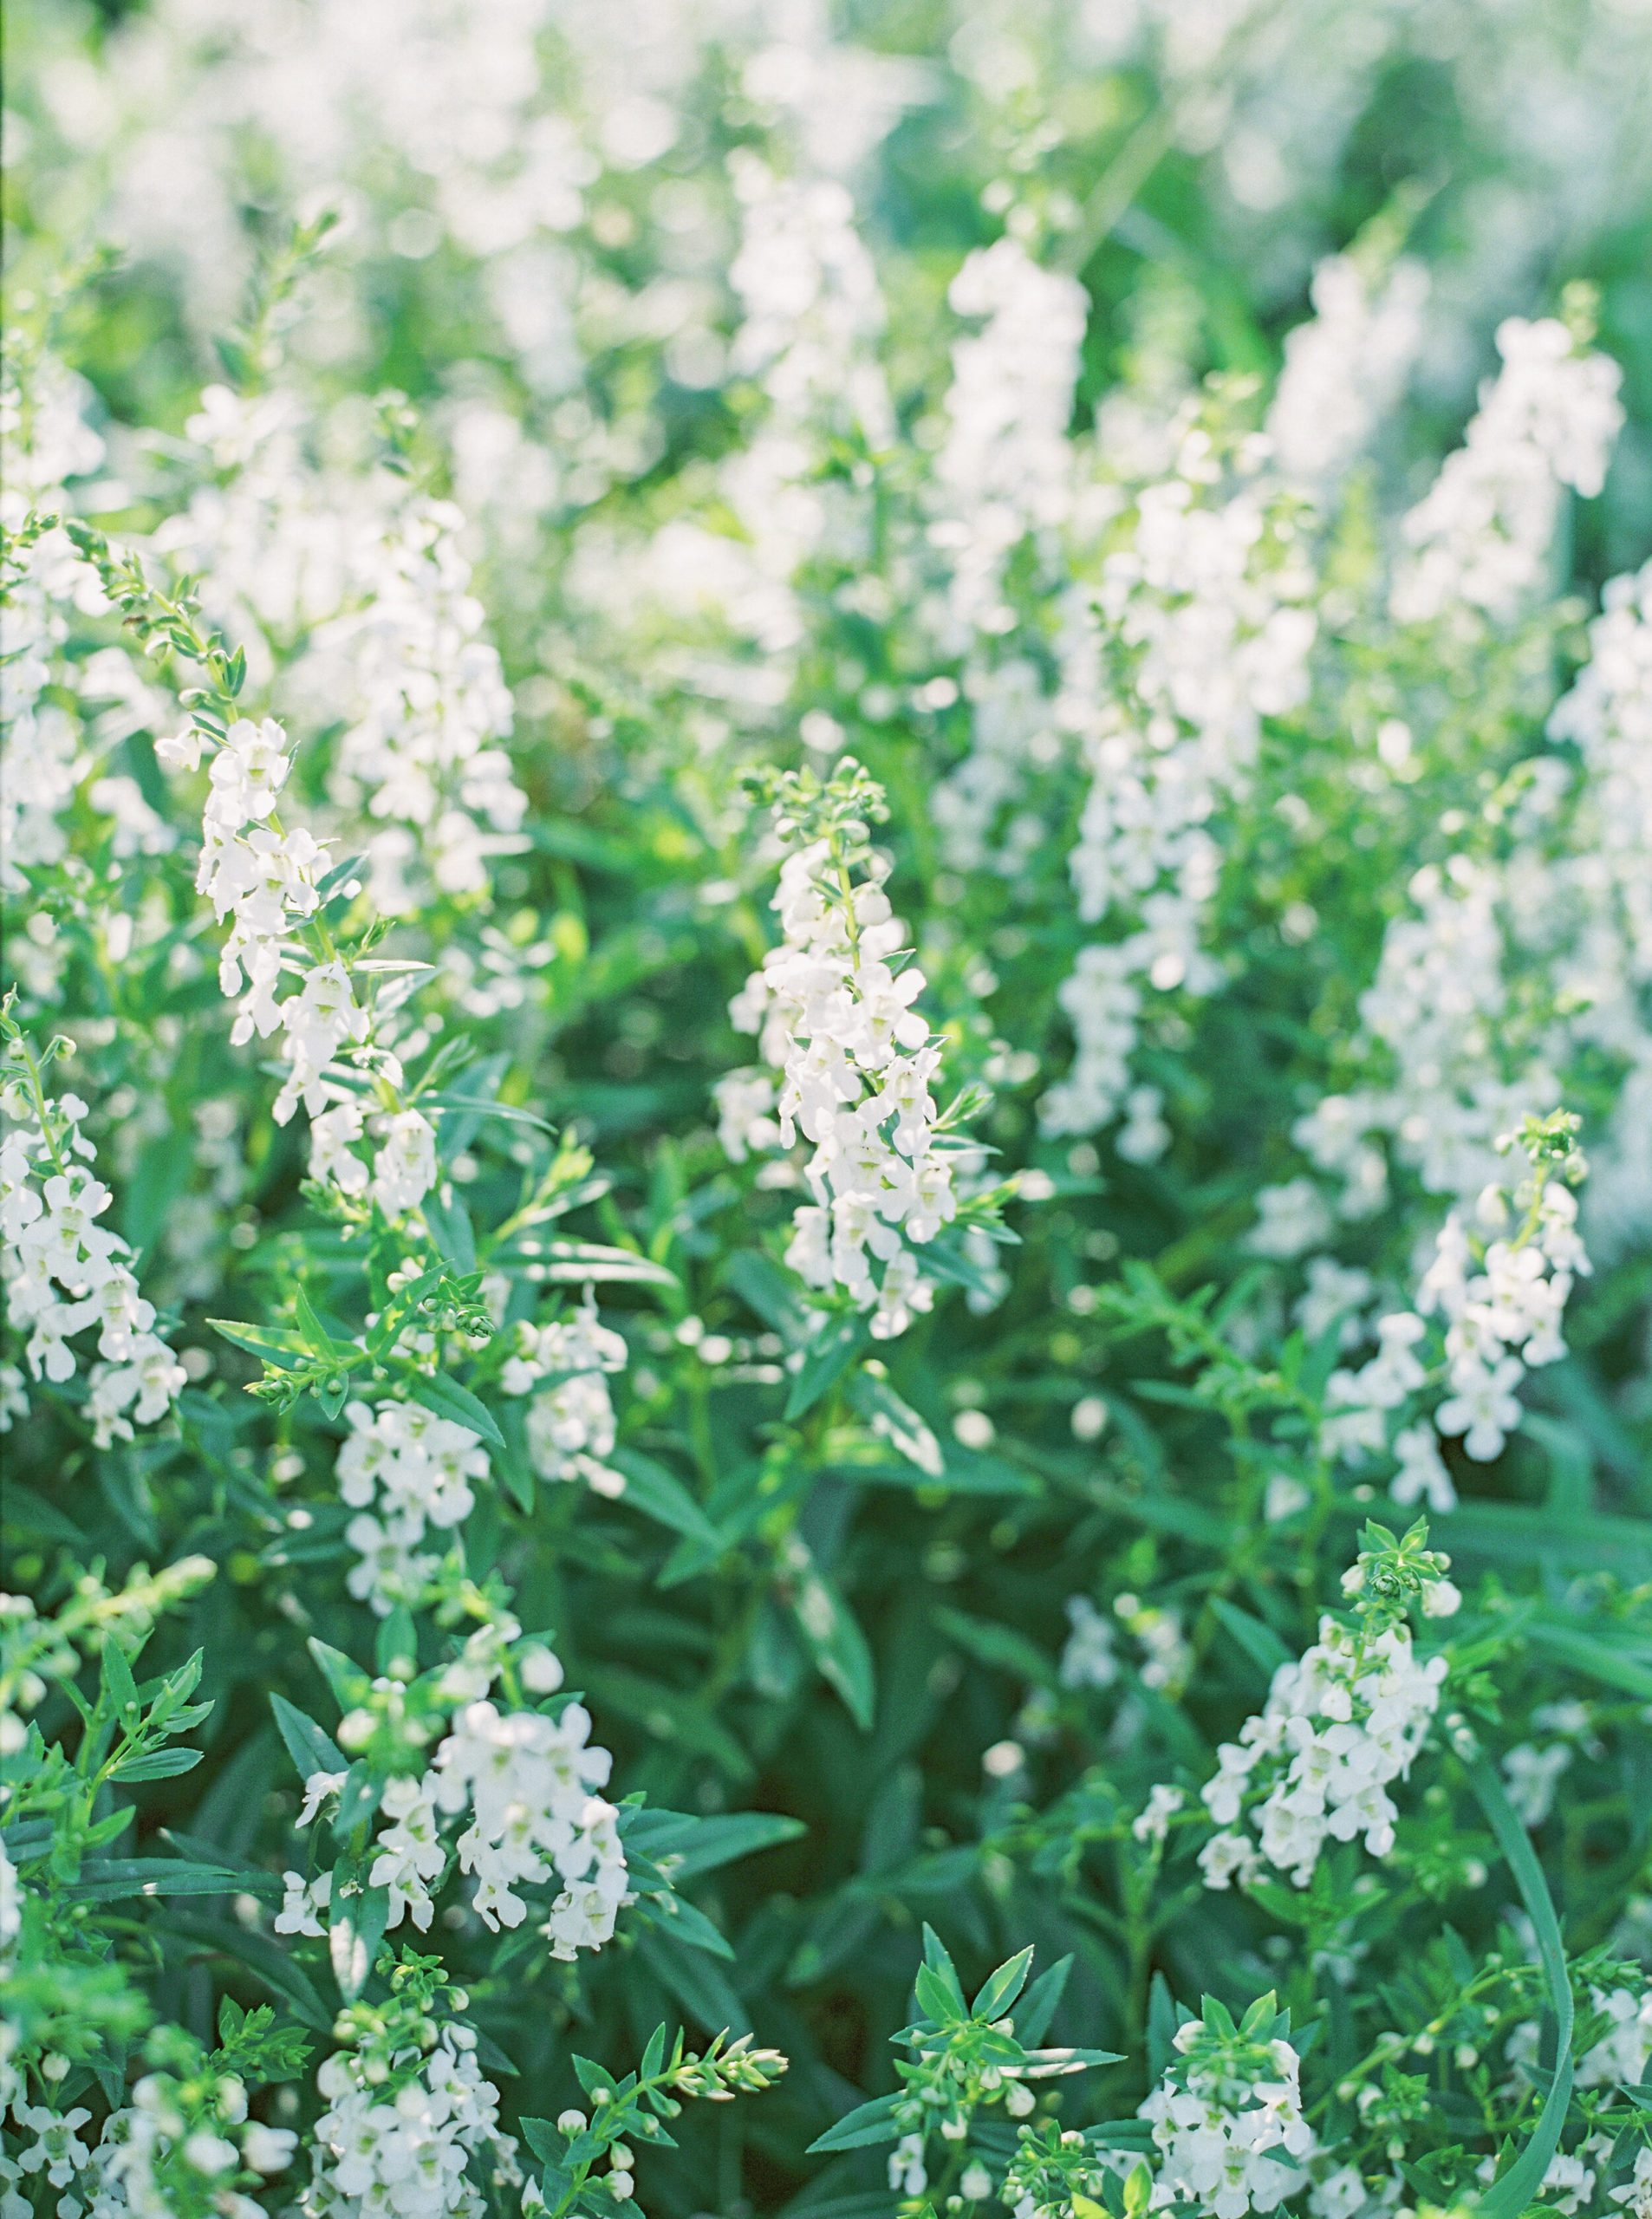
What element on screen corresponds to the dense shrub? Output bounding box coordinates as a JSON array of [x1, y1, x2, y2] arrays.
[[2, 7, 1650, 2219]]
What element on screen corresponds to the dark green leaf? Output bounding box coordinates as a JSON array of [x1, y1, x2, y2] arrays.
[[404, 1370, 505, 1452]]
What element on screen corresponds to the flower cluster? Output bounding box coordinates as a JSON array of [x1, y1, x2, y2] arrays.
[[0, 1040, 185, 1446], [301, 2002, 507, 2219], [1421, 1165, 1588, 1461], [1390, 314, 1623, 627], [931, 237, 1089, 651], [1193, 1525, 1458, 1890], [308, 1100, 440, 1220], [1044, 410, 1316, 1140], [156, 382, 530, 914], [336, 1397, 491, 1617], [1264, 250, 1428, 497], [304, 1637, 631, 1959], [498, 1293, 629, 1495], [725, 763, 959, 1338], [1139, 2001, 1317, 2219], [5, 2063, 299, 2219], [1314, 1110, 1590, 1495], [433, 1695, 630, 1955], [153, 693, 373, 1128]]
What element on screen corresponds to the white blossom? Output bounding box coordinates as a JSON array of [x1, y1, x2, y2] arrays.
[[726, 833, 960, 1336], [0, 1074, 184, 1443], [1391, 319, 1623, 628], [335, 1398, 490, 1616], [1197, 1577, 1452, 1890], [1140, 2018, 1316, 2219]]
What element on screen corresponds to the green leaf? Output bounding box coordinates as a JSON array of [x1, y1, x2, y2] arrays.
[[305, 1641, 365, 1716], [101, 1636, 140, 1720], [0, 1484, 87, 1543], [270, 1695, 347, 1784], [208, 1319, 311, 1370], [582, 1667, 756, 1782], [375, 1605, 419, 1676], [1209, 1599, 1291, 1681], [108, 1746, 205, 1781], [933, 1606, 1056, 1689], [914, 1238, 1006, 1300], [650, 1811, 807, 1880], [65, 1858, 269, 1902], [723, 1249, 808, 1337], [1018, 1955, 1074, 2047], [914, 1960, 966, 2025], [641, 1891, 735, 1959], [1527, 1622, 1652, 1701], [785, 1315, 868, 1421], [845, 1371, 945, 1477], [330, 1883, 391, 2002], [607, 1449, 723, 1549], [1431, 1501, 1652, 1577], [420, 1188, 478, 1276], [972, 1946, 1034, 2021], [1148, 1974, 1181, 2079], [806, 2092, 903, 2154], [157, 1913, 333, 2033], [404, 1371, 505, 1452], [787, 1547, 875, 1731], [537, 1239, 678, 1287], [1466, 1754, 1574, 2219], [634, 1926, 751, 2037], [294, 1285, 359, 1362]]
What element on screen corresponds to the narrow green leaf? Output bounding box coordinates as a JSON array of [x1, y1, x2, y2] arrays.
[[915, 1961, 966, 2025], [654, 1811, 807, 1880], [208, 1319, 310, 1370], [788, 1549, 875, 1731], [305, 1641, 365, 1715], [806, 2093, 903, 2154], [1209, 1599, 1291, 1681], [1018, 1955, 1074, 2047], [972, 1946, 1035, 2022], [846, 1371, 945, 1477], [270, 1695, 347, 1785], [330, 1883, 390, 2002], [607, 1449, 722, 1549], [538, 1239, 678, 1287], [108, 1746, 205, 1781], [634, 1927, 751, 2037], [642, 1892, 735, 1959], [404, 1371, 505, 1452], [784, 1315, 867, 1421], [1466, 1754, 1574, 2219]]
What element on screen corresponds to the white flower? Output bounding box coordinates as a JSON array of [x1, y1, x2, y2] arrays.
[[1541, 2152, 1596, 2216], [203, 716, 291, 830], [1392, 318, 1623, 627], [309, 1096, 370, 1194], [1140, 2021, 1316, 2218], [1435, 1354, 1525, 1461], [1059, 1595, 1118, 1690], [725, 833, 956, 1337], [1501, 1741, 1571, 1826], [1247, 1181, 1334, 1260], [15, 2103, 93, 2188], [373, 1110, 438, 1215], [336, 1399, 490, 1614], [241, 2121, 298, 2175], [1389, 1423, 1457, 1513], [274, 1868, 333, 1937], [1134, 1784, 1187, 1844], [1197, 1597, 1449, 1890]]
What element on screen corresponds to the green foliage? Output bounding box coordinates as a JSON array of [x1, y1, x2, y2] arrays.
[[3, 5, 1652, 2217]]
